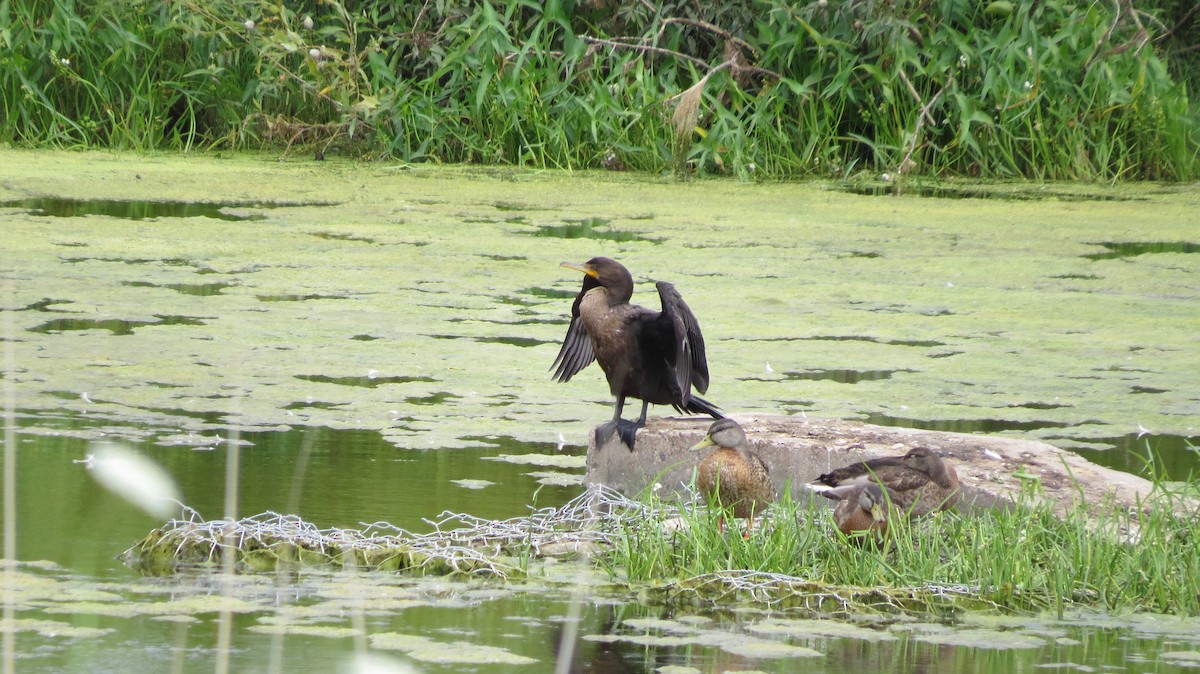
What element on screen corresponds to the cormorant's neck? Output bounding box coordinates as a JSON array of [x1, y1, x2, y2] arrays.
[[586, 285, 627, 308], [606, 282, 632, 305]]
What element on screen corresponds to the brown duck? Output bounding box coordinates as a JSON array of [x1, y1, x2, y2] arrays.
[[552, 257, 722, 450], [810, 446, 960, 516], [690, 418, 776, 532], [832, 483, 897, 542]]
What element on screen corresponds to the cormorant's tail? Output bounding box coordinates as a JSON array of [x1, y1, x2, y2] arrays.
[[675, 395, 725, 420]]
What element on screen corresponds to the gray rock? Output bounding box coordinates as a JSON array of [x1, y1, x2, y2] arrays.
[[585, 413, 1179, 518]]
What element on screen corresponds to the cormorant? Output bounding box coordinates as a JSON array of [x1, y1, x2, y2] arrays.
[[552, 256, 722, 449]]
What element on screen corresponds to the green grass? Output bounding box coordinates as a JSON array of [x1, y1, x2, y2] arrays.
[[600, 484, 1200, 616], [1, 0, 1195, 179]]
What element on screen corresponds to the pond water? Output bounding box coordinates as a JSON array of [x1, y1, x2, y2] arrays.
[[2, 151, 1199, 672]]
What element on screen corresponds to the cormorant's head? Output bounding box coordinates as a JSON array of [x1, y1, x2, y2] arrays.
[[560, 257, 633, 301]]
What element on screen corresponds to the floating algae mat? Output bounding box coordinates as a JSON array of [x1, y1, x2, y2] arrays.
[[3, 150, 1199, 478], [5, 152, 1200, 672]]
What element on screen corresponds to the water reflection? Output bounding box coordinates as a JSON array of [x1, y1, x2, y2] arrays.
[[293, 374, 436, 388], [28, 315, 208, 335], [785, 369, 915, 383], [864, 413, 1074, 435], [1072, 433, 1200, 480], [0, 196, 272, 221], [6, 415, 1200, 673], [4, 159, 1199, 673], [1083, 241, 1200, 260], [9, 417, 583, 576], [121, 280, 237, 296], [863, 413, 1200, 480], [530, 217, 659, 243], [837, 183, 1143, 202], [10, 577, 1196, 674]]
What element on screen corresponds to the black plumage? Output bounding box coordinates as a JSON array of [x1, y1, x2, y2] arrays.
[[552, 256, 722, 449]]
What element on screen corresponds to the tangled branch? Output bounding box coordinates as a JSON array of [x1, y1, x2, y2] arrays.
[[121, 485, 653, 578]]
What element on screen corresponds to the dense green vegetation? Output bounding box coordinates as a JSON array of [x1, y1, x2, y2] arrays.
[[1, 0, 1196, 179], [601, 484, 1200, 616]]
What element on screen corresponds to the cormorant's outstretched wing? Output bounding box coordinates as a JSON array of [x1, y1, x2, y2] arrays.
[[551, 315, 595, 382], [655, 281, 710, 396], [551, 281, 598, 383]]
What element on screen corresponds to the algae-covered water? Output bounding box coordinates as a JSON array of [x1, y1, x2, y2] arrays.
[[2, 150, 1199, 672]]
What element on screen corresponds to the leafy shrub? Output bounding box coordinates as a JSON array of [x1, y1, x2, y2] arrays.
[[0, 0, 1194, 179]]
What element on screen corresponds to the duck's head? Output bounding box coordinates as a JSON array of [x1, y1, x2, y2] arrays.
[[900, 446, 945, 474], [690, 418, 746, 452], [858, 483, 889, 523]]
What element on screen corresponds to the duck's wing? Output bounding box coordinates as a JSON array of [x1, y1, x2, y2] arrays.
[[550, 287, 596, 383], [809, 457, 919, 500], [746, 450, 771, 476], [656, 281, 710, 395], [747, 452, 777, 501], [814, 456, 909, 487], [881, 469, 936, 496]]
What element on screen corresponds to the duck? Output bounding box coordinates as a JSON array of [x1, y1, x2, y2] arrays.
[[551, 257, 722, 450], [809, 446, 960, 516], [690, 418, 776, 533], [832, 483, 896, 543]]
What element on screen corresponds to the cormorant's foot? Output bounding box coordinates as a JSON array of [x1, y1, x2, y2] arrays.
[[615, 419, 643, 451], [594, 421, 619, 449], [594, 420, 644, 451]]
